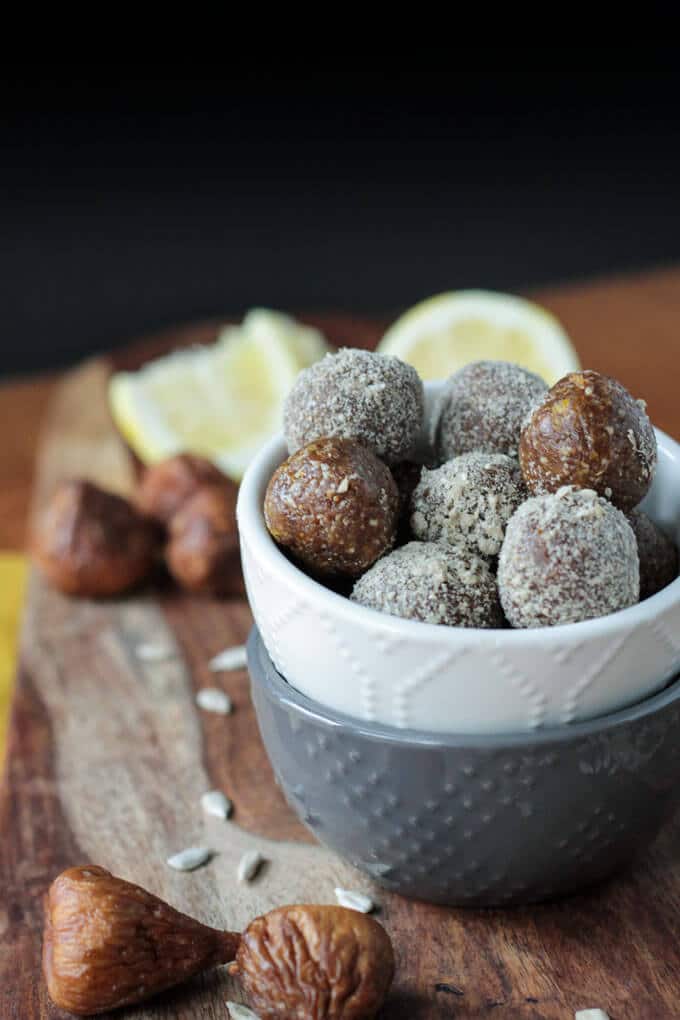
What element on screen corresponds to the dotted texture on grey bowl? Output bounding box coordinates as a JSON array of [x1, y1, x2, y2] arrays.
[[247, 627, 680, 907]]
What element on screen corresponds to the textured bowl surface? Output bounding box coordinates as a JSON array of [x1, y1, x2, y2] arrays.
[[248, 627, 680, 906], [237, 381, 680, 734]]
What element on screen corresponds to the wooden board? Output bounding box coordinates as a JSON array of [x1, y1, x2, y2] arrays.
[[2, 294, 680, 1019]]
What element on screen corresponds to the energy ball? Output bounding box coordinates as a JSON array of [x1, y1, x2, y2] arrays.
[[411, 452, 526, 558], [391, 459, 423, 514], [432, 360, 547, 461], [351, 541, 504, 628], [519, 369, 657, 510], [264, 437, 399, 578], [390, 459, 423, 541], [283, 348, 424, 463], [498, 487, 639, 628], [627, 508, 678, 600], [32, 479, 159, 597], [138, 453, 230, 525]]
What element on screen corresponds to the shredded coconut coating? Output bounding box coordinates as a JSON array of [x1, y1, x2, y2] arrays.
[[264, 437, 399, 578], [432, 360, 547, 461], [284, 348, 424, 463], [351, 541, 504, 628], [519, 370, 657, 511], [498, 487, 639, 628], [411, 452, 527, 558], [627, 508, 679, 600]]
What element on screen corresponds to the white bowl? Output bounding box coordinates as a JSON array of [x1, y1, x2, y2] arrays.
[[237, 385, 680, 734]]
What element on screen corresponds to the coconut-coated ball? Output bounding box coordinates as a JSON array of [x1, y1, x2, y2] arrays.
[[351, 540, 503, 628], [432, 360, 547, 462], [411, 452, 526, 558], [284, 348, 424, 464], [498, 486, 639, 628]]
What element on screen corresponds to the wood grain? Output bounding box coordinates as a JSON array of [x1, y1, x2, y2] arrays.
[[0, 372, 57, 551], [2, 277, 680, 1018], [2, 354, 377, 1020]]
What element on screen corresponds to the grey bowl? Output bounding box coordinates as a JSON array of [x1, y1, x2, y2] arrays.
[[248, 627, 680, 906]]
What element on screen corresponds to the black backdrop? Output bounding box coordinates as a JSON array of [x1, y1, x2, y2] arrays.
[[2, 69, 680, 377]]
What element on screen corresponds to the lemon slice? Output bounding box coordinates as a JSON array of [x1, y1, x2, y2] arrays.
[[238, 307, 331, 368], [109, 311, 325, 481], [378, 290, 580, 384]]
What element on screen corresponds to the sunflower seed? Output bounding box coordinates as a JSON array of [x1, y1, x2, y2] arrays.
[[166, 847, 213, 871], [227, 1003, 261, 1020], [334, 888, 375, 913], [201, 790, 232, 820], [575, 1012, 610, 1020], [135, 641, 175, 662], [209, 645, 248, 672], [237, 850, 264, 883], [196, 688, 232, 714]]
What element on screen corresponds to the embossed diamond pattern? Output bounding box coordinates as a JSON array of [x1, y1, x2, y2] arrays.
[[241, 536, 680, 734], [250, 629, 680, 906]]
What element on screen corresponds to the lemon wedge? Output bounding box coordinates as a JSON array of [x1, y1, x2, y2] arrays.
[[109, 310, 331, 481], [236, 308, 330, 369], [378, 290, 580, 384]]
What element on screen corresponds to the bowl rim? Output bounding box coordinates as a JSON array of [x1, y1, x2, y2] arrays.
[[237, 425, 680, 647], [248, 626, 680, 747]]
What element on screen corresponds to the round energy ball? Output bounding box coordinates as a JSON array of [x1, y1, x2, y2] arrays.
[[283, 348, 424, 464], [411, 452, 526, 558], [351, 541, 504, 628], [498, 486, 639, 628], [391, 459, 423, 516], [432, 360, 547, 461], [627, 508, 678, 600], [519, 369, 657, 510], [264, 437, 399, 578], [390, 459, 423, 542]]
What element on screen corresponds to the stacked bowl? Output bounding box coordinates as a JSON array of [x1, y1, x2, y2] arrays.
[[237, 383, 680, 906]]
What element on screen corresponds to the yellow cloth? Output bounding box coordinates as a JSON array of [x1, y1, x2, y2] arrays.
[[0, 554, 28, 767]]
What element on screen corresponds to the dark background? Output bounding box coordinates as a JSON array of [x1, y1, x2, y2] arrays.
[[3, 69, 680, 378]]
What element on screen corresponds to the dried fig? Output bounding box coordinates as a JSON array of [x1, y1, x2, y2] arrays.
[[43, 866, 239, 1015], [138, 453, 230, 525], [230, 903, 395, 1019], [166, 482, 239, 594], [32, 479, 159, 597]]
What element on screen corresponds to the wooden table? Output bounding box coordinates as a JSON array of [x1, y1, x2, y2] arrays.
[[2, 268, 680, 1019]]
